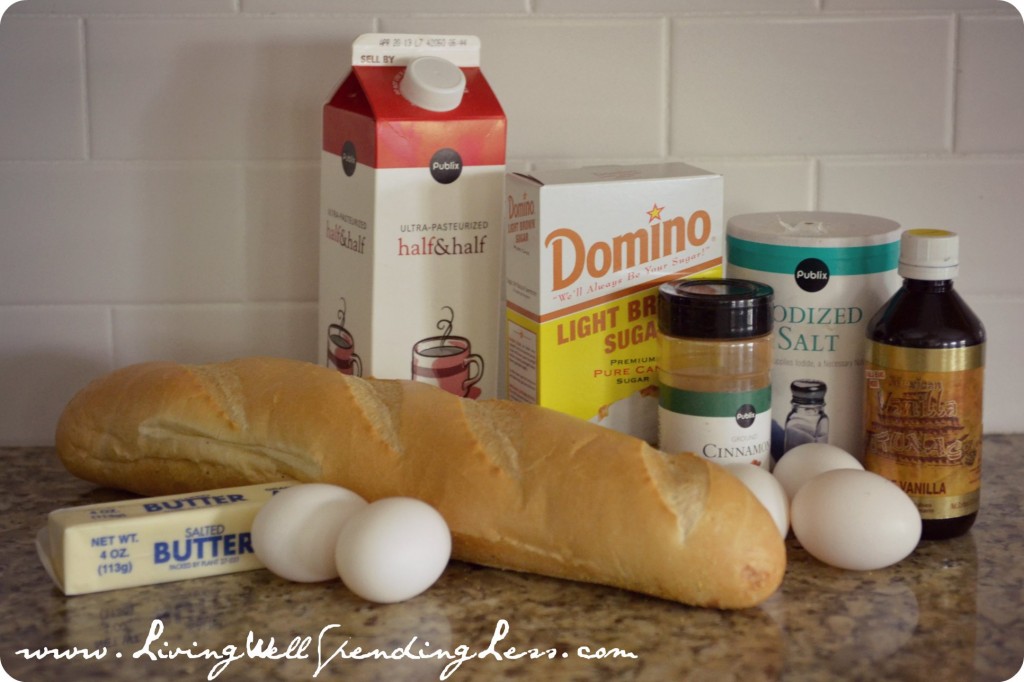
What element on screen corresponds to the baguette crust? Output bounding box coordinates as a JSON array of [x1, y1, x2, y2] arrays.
[[55, 356, 785, 608]]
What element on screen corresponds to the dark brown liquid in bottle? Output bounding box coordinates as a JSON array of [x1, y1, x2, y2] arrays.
[[866, 278, 985, 540]]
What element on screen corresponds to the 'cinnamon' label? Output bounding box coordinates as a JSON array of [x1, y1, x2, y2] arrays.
[[863, 342, 984, 520]]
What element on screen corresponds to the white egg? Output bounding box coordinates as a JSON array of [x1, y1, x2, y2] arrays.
[[772, 442, 864, 501], [251, 483, 367, 583], [722, 463, 790, 538], [791, 469, 922, 571], [335, 497, 452, 604]]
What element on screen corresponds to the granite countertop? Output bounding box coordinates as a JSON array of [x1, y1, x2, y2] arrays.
[[1, 438, 1021, 682]]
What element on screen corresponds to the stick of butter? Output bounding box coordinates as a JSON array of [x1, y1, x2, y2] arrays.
[[36, 481, 296, 595]]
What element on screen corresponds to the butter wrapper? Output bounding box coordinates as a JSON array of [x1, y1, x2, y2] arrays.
[[36, 481, 296, 595]]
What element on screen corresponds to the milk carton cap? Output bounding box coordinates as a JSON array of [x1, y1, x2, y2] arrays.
[[898, 229, 959, 281], [399, 56, 466, 112]]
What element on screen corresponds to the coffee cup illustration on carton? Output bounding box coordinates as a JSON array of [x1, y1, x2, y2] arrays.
[[411, 307, 483, 398], [326, 299, 363, 376]]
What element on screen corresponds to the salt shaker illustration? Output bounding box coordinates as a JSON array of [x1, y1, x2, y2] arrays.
[[411, 306, 484, 399], [782, 379, 829, 452], [326, 298, 362, 376]]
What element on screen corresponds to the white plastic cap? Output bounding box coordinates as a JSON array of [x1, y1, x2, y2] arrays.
[[898, 229, 959, 280], [399, 56, 466, 112]]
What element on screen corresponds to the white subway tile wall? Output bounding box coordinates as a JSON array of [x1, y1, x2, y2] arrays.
[[0, 0, 1020, 444]]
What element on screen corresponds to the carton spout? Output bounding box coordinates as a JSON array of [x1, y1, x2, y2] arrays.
[[399, 56, 466, 112]]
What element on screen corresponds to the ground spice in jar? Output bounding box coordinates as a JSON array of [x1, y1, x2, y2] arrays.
[[657, 279, 774, 468]]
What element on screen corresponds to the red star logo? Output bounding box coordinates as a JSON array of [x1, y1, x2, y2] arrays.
[[647, 204, 664, 223]]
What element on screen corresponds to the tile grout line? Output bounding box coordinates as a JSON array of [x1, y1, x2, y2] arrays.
[[948, 12, 961, 154], [79, 16, 91, 161], [811, 157, 821, 212], [3, 153, 1024, 167], [662, 16, 671, 159]]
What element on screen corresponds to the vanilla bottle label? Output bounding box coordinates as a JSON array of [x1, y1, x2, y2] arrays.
[[863, 342, 984, 520]]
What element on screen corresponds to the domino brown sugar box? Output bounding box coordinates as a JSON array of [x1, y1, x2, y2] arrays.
[[657, 279, 774, 468], [503, 163, 724, 443]]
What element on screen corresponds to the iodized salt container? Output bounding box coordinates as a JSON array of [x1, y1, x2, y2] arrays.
[[726, 212, 901, 466]]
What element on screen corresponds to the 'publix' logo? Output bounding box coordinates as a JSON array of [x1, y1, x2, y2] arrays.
[[430, 148, 463, 185], [735, 404, 757, 428], [794, 257, 830, 293], [341, 140, 357, 177]]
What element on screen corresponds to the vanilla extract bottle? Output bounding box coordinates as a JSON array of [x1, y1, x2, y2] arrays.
[[863, 230, 985, 540]]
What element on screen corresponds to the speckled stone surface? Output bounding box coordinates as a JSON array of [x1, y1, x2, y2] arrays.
[[1, 437, 1022, 681]]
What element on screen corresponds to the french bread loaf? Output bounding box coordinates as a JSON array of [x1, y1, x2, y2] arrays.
[[54, 356, 785, 608]]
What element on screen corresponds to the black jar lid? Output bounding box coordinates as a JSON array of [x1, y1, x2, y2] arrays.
[[658, 278, 774, 339]]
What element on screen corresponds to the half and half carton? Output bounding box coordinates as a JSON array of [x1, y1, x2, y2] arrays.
[[320, 34, 506, 399]]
